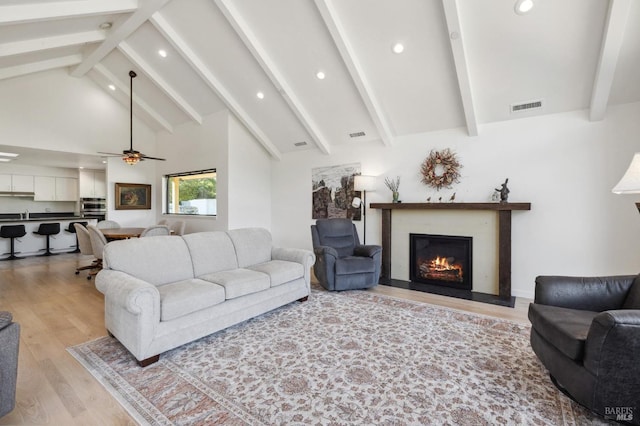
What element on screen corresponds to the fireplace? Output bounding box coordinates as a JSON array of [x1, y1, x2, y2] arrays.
[[409, 234, 472, 291]]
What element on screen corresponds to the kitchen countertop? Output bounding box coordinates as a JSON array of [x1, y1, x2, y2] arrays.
[[0, 213, 88, 223]]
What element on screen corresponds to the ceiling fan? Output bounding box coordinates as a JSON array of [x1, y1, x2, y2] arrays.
[[99, 70, 166, 165]]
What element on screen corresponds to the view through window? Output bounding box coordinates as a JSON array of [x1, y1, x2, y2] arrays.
[[165, 169, 216, 216]]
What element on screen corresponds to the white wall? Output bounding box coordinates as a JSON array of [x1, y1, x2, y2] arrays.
[[156, 110, 229, 232], [271, 102, 640, 299], [227, 114, 271, 230]]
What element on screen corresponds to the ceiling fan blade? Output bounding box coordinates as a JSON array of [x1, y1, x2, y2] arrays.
[[97, 152, 125, 156], [140, 154, 166, 161]]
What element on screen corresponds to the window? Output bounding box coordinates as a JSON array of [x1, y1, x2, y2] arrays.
[[164, 169, 216, 216]]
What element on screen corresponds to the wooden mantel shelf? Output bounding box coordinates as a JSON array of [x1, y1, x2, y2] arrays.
[[370, 202, 532, 301], [370, 202, 531, 211]]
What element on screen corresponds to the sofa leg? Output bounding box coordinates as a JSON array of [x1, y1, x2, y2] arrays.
[[137, 355, 160, 367], [298, 296, 308, 302]]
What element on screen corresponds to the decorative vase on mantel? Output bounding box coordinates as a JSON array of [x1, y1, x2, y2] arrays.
[[392, 191, 399, 203]]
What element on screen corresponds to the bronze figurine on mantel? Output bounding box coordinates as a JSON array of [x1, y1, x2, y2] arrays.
[[495, 178, 510, 203]]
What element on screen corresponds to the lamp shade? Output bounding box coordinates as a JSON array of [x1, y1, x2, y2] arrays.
[[612, 153, 640, 194], [354, 175, 376, 191]]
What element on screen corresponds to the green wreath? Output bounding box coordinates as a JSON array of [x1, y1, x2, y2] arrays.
[[420, 148, 462, 191]]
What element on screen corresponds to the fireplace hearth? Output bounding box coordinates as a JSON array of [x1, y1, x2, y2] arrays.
[[410, 233, 472, 291]]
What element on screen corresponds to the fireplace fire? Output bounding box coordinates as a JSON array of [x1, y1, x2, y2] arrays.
[[410, 234, 472, 290]]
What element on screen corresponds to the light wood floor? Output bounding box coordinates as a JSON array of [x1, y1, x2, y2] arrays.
[[0, 254, 531, 425]]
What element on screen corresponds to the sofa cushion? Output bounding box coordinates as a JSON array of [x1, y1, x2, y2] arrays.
[[103, 236, 194, 286], [336, 256, 376, 275], [227, 228, 272, 268], [182, 232, 238, 276], [248, 260, 304, 287], [157, 279, 225, 321], [528, 303, 599, 361], [622, 274, 640, 309], [199, 269, 270, 299]]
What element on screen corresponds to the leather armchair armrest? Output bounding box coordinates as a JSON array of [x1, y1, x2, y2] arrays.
[[354, 245, 382, 258], [534, 275, 635, 311], [583, 310, 640, 401]]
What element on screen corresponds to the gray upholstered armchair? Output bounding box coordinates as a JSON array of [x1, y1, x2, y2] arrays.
[[528, 275, 640, 424], [0, 311, 19, 418], [311, 218, 382, 291]]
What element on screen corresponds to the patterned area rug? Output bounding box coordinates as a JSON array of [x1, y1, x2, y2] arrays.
[[68, 289, 610, 425]]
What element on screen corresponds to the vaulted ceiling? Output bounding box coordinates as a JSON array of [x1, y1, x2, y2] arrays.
[[1, 0, 639, 161]]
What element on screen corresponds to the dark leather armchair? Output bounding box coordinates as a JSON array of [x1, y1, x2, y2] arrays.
[[528, 275, 640, 424], [311, 218, 382, 291], [0, 311, 20, 418]]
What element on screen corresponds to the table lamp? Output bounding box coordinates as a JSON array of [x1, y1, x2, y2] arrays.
[[612, 153, 640, 212]]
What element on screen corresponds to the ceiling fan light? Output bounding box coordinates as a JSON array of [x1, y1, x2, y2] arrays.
[[123, 156, 140, 165]]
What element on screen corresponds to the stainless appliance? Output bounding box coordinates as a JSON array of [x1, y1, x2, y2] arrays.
[[80, 197, 106, 221]]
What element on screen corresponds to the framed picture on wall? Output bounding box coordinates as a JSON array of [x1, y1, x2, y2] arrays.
[[115, 183, 151, 210]]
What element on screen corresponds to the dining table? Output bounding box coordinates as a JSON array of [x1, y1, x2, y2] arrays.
[[100, 227, 147, 240]]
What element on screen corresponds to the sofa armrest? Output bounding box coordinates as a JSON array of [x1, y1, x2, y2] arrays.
[[96, 270, 161, 317], [534, 275, 635, 311], [354, 244, 382, 258], [583, 310, 640, 406], [272, 247, 315, 269]]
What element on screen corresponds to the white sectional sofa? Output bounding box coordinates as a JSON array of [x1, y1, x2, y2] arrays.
[[95, 228, 315, 366]]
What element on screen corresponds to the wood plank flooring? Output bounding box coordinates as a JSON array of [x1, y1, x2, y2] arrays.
[[0, 254, 531, 425]]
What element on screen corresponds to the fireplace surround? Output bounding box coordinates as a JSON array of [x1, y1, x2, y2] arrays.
[[409, 233, 472, 291]]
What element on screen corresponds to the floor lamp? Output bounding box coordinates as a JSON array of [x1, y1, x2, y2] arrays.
[[353, 175, 376, 244], [612, 152, 640, 211]]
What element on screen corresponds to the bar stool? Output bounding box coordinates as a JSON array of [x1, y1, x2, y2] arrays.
[[65, 221, 88, 253], [33, 223, 60, 256], [0, 225, 27, 260]]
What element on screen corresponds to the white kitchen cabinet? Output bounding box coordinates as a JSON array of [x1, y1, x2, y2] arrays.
[[0, 174, 34, 192], [11, 175, 34, 192], [79, 170, 106, 198], [34, 176, 56, 200], [55, 177, 78, 201], [0, 174, 10, 191], [34, 176, 77, 201]]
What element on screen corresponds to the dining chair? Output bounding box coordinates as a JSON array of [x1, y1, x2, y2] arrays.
[[74, 223, 99, 280], [139, 225, 171, 237], [157, 219, 169, 226], [96, 220, 120, 229], [86, 224, 108, 278], [169, 220, 186, 236]]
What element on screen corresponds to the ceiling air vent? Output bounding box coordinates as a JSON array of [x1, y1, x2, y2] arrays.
[[349, 131, 366, 138], [294, 141, 307, 147], [510, 99, 543, 113]]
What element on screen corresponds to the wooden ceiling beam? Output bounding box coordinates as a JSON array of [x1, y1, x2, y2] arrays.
[[0, 30, 106, 58], [70, 0, 172, 78], [442, 0, 478, 137], [150, 12, 283, 160], [314, 0, 394, 147], [118, 42, 203, 124], [0, 0, 137, 25], [589, 0, 632, 122], [0, 55, 82, 81], [214, 0, 331, 155]]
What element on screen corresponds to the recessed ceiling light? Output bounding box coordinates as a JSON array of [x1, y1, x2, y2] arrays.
[[316, 71, 326, 80], [158, 49, 167, 58], [515, 0, 534, 14], [0, 151, 18, 157], [108, 84, 116, 91], [99, 22, 112, 30], [392, 43, 404, 54], [256, 92, 265, 100], [102, 160, 107, 164]]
